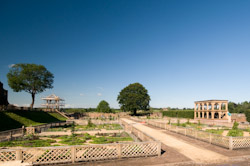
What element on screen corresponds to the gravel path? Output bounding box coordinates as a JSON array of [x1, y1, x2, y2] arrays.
[[122, 118, 228, 164]]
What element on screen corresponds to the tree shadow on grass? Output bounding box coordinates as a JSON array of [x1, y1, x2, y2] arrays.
[[12, 110, 62, 123], [0, 112, 23, 131]]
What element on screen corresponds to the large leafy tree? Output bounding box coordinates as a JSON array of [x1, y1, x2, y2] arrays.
[[96, 100, 112, 113], [117, 83, 150, 115], [7, 64, 54, 109]]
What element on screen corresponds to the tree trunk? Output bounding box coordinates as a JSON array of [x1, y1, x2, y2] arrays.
[[133, 109, 137, 115], [30, 93, 35, 109]]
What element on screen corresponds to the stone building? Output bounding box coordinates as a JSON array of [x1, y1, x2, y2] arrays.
[[0, 82, 9, 106], [194, 100, 231, 122]]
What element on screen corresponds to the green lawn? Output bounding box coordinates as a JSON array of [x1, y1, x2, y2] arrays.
[[0, 110, 67, 131], [205, 129, 225, 135]]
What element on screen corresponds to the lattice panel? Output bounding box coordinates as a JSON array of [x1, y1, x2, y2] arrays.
[[31, 148, 71, 164], [22, 150, 37, 162], [211, 134, 229, 148], [75, 145, 117, 161], [197, 131, 210, 142], [122, 143, 158, 157], [232, 137, 250, 149], [160, 123, 165, 129], [0, 150, 16, 162], [177, 128, 186, 135], [185, 128, 196, 137]]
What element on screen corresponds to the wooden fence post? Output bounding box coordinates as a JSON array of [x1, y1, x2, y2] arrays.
[[9, 131, 13, 141], [157, 142, 161, 156], [117, 144, 122, 159], [16, 149, 22, 161], [71, 146, 76, 163], [22, 126, 25, 136], [229, 137, 233, 150]]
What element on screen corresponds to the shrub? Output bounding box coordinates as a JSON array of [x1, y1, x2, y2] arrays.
[[177, 119, 180, 126], [181, 123, 186, 127], [232, 121, 239, 130], [87, 119, 96, 128], [198, 120, 201, 126], [227, 130, 243, 137]]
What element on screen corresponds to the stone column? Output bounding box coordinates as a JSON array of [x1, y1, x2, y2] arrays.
[[202, 112, 205, 119], [198, 104, 200, 110], [219, 103, 222, 110], [218, 112, 221, 119], [211, 103, 215, 110], [211, 112, 215, 119], [202, 103, 204, 110], [198, 112, 200, 118], [225, 102, 228, 111], [206, 112, 209, 119], [207, 103, 210, 110]]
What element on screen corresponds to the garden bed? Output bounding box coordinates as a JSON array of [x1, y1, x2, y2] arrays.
[[0, 132, 133, 147], [171, 121, 250, 137]]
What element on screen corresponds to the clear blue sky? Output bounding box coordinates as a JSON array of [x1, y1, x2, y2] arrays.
[[1, 0, 250, 108]]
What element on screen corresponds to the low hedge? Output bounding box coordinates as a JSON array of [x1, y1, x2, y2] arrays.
[[163, 110, 194, 119]]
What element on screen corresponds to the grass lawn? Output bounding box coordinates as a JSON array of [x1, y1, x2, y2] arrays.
[[0, 135, 56, 147], [0, 110, 67, 131]]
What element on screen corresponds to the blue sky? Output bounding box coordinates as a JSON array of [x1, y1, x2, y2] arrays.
[[0, 0, 250, 108]]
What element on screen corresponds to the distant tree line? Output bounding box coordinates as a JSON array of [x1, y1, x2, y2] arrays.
[[228, 101, 250, 113]]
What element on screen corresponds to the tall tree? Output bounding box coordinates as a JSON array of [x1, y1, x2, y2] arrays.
[[96, 100, 112, 113], [7, 64, 54, 109], [117, 83, 150, 115]]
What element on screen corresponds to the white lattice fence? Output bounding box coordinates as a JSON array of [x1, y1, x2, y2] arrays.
[[0, 141, 160, 165], [232, 137, 250, 149], [195, 130, 209, 142], [75, 144, 118, 161], [211, 134, 229, 148], [122, 142, 158, 157], [22, 147, 72, 164], [0, 149, 16, 162]]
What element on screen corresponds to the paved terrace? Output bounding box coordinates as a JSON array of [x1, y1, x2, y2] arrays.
[[121, 118, 228, 164]]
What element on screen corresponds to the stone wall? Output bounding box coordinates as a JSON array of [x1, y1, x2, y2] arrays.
[[84, 112, 129, 119], [231, 113, 247, 123], [0, 82, 8, 106]]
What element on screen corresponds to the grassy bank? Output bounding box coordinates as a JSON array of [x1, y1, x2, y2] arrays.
[[0, 110, 67, 131]]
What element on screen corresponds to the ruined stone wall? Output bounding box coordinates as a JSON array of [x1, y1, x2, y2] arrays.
[[231, 113, 247, 123], [0, 82, 8, 106], [84, 112, 129, 119]]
